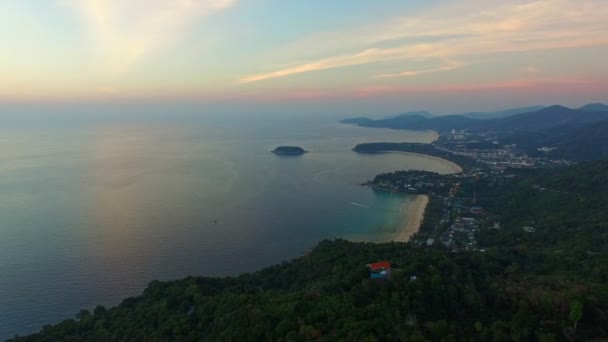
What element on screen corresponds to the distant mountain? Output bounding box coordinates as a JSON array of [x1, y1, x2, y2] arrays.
[[458, 106, 546, 119], [340, 111, 433, 125], [382, 111, 434, 119], [339, 117, 373, 125], [358, 114, 479, 132], [579, 103, 608, 111], [342, 105, 608, 134], [485, 105, 608, 132], [342, 105, 608, 161], [546, 120, 608, 160], [487, 113, 608, 161], [509, 120, 608, 161], [341, 107, 542, 124]]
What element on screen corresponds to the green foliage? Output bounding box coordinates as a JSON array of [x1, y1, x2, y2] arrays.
[[569, 299, 583, 331], [346, 105, 608, 161], [10, 161, 608, 341], [11, 239, 607, 341], [272, 146, 307, 155]]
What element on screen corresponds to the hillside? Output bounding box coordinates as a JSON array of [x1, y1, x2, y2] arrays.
[[467, 161, 608, 251], [341, 104, 608, 134], [546, 120, 608, 160], [382, 111, 434, 119], [342, 104, 608, 161], [11, 161, 608, 341], [457, 106, 546, 119], [340, 106, 547, 124], [501, 120, 608, 161], [350, 114, 480, 132], [487, 105, 608, 132], [579, 103, 608, 111]]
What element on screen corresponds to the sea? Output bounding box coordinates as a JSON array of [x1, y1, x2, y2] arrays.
[[0, 108, 458, 339]]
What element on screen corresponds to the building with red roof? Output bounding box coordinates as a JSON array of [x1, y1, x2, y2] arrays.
[[367, 261, 391, 279]]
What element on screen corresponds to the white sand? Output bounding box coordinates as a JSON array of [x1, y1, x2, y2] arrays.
[[384, 151, 463, 174], [392, 195, 429, 242]]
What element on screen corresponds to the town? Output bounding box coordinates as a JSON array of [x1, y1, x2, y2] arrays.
[[435, 130, 574, 170], [365, 129, 573, 252]]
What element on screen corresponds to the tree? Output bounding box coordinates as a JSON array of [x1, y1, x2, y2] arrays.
[[569, 299, 583, 332], [474, 321, 484, 334], [93, 305, 107, 317], [76, 309, 90, 320]]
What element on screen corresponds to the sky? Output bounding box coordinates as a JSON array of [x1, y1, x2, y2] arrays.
[[1, 0, 607, 114]]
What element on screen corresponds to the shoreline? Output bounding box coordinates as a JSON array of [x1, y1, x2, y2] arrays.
[[375, 137, 460, 243], [428, 130, 440, 143], [378, 150, 463, 174], [391, 194, 429, 242]]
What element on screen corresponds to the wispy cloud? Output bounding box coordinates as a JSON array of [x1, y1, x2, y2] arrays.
[[376, 59, 464, 78], [238, 45, 440, 84], [64, 0, 235, 74], [239, 0, 608, 84]]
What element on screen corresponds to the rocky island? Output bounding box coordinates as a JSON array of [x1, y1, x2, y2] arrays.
[[272, 146, 307, 155]]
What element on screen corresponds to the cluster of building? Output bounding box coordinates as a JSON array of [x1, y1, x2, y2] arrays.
[[441, 215, 480, 251], [437, 132, 572, 170], [371, 171, 452, 195], [368, 129, 574, 255], [408, 176, 489, 252]]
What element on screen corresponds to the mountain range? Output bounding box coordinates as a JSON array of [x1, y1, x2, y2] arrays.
[[345, 103, 608, 123], [341, 103, 608, 161], [341, 103, 608, 133]]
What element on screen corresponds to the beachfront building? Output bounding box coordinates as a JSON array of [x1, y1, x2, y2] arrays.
[[367, 261, 391, 279]]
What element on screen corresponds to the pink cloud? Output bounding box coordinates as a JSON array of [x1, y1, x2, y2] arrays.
[[227, 77, 608, 103], [239, 0, 608, 84]]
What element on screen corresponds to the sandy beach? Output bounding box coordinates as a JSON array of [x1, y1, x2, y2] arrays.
[[428, 130, 440, 143], [387, 151, 463, 174], [392, 195, 429, 242], [373, 135, 460, 243]]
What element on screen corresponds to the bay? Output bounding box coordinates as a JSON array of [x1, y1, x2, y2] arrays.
[[0, 114, 457, 338]]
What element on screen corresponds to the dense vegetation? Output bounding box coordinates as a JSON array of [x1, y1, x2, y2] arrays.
[[502, 120, 608, 161], [341, 105, 608, 135], [345, 113, 479, 133], [272, 146, 307, 155], [344, 104, 608, 161], [339, 106, 546, 122], [10, 161, 608, 341], [469, 161, 608, 253]]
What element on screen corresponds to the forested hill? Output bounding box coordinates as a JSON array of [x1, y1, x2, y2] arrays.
[[10, 162, 608, 341], [343, 104, 608, 161], [503, 120, 608, 161], [469, 160, 608, 252], [341, 105, 608, 134]]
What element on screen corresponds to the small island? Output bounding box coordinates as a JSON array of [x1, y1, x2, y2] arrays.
[[272, 146, 308, 155]]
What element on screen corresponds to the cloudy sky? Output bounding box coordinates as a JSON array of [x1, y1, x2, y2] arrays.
[[1, 0, 607, 113]]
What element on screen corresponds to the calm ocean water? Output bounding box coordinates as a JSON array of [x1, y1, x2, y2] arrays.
[[0, 114, 456, 338]]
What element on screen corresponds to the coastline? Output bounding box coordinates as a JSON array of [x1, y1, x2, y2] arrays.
[[375, 134, 460, 243], [428, 130, 440, 143], [378, 151, 463, 174], [392, 195, 429, 242]]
